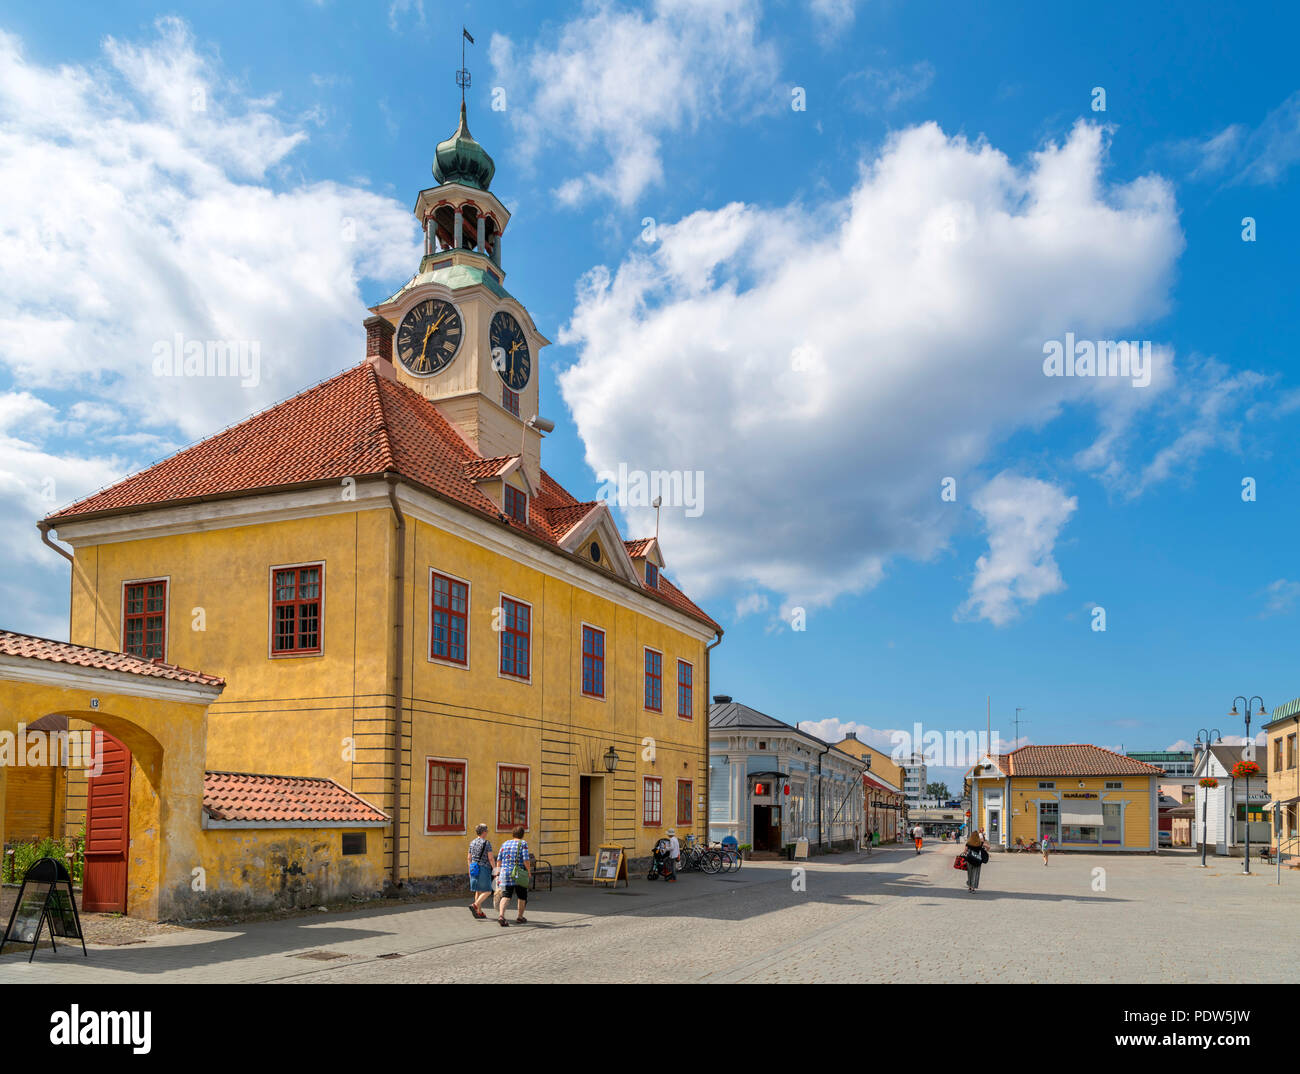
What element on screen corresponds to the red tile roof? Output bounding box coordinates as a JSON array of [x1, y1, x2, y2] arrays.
[[1001, 745, 1165, 777], [0, 630, 226, 688], [46, 363, 719, 631], [624, 538, 654, 558], [203, 772, 389, 825]]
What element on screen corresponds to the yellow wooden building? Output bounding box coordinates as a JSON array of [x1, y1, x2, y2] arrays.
[[967, 745, 1162, 851], [35, 99, 721, 907], [1263, 700, 1300, 858]]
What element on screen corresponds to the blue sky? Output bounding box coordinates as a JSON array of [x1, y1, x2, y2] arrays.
[[1, 1, 1298, 790]]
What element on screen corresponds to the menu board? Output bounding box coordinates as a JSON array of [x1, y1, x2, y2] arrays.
[[0, 857, 87, 961], [593, 844, 628, 887], [6, 885, 51, 945]]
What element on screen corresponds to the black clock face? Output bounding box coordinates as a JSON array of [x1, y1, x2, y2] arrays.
[[396, 299, 462, 375], [490, 311, 531, 391]]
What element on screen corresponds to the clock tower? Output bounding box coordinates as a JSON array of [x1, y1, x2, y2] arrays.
[[366, 96, 550, 490]]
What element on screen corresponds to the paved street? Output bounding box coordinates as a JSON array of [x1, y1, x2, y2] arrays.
[[2, 844, 1295, 983]]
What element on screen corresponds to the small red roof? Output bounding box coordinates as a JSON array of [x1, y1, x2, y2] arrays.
[[203, 772, 389, 825], [0, 630, 225, 688], [46, 363, 719, 632], [624, 538, 654, 558], [1002, 745, 1165, 777]]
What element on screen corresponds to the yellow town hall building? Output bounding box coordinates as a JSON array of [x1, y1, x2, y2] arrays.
[[32, 98, 722, 909]]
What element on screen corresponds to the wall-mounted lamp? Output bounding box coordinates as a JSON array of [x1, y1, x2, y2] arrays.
[[603, 746, 620, 774]]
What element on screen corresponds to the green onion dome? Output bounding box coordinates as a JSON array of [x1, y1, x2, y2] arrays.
[[433, 102, 495, 191]]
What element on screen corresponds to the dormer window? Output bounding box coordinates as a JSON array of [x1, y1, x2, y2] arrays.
[[504, 484, 527, 523], [646, 562, 659, 589]]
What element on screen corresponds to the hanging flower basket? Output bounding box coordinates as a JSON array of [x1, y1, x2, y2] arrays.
[[1198, 777, 1219, 789], [1230, 760, 1260, 779]]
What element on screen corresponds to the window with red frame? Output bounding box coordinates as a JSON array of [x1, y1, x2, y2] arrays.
[[272, 565, 323, 654], [502, 385, 520, 416], [504, 484, 527, 524], [582, 625, 605, 698], [677, 660, 693, 719], [644, 648, 662, 711], [123, 581, 166, 661], [426, 759, 466, 832], [430, 572, 468, 664], [645, 562, 659, 589], [677, 779, 693, 826], [498, 765, 529, 829], [499, 596, 530, 679], [643, 776, 662, 826]]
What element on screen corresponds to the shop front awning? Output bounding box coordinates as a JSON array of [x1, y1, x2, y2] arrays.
[[1061, 800, 1103, 825]]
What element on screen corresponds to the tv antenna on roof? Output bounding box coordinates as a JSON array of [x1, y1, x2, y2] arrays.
[[1013, 706, 1029, 747], [457, 27, 474, 103]]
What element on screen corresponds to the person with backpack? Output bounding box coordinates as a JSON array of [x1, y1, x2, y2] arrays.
[[495, 824, 531, 926], [964, 830, 989, 893], [467, 823, 497, 919]]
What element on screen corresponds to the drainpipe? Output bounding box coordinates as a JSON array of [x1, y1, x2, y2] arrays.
[[37, 521, 73, 563], [386, 476, 406, 890], [816, 742, 831, 850], [704, 631, 722, 841]]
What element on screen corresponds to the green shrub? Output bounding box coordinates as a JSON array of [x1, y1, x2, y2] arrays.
[[4, 832, 84, 885]]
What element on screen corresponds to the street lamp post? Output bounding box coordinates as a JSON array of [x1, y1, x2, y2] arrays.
[[1196, 728, 1222, 868], [1228, 696, 1266, 875]]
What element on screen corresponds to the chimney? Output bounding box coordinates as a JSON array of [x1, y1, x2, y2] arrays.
[[845, 731, 858, 741], [713, 695, 732, 704], [365, 315, 396, 380]]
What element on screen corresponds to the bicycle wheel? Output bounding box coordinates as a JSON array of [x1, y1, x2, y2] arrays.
[[727, 849, 742, 872], [701, 850, 722, 874]]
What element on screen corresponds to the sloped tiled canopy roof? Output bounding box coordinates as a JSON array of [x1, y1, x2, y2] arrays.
[[0, 629, 225, 688], [203, 772, 389, 825], [45, 362, 719, 632]]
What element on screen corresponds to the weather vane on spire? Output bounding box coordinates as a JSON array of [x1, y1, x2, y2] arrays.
[[457, 26, 474, 105]]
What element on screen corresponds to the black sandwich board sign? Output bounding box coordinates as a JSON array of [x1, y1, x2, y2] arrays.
[[1, 857, 87, 962], [593, 844, 628, 888]]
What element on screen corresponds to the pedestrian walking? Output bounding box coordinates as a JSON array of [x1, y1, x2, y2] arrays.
[[1041, 831, 1053, 865], [467, 823, 496, 919], [666, 828, 681, 881], [495, 824, 531, 926], [964, 830, 989, 893], [913, 823, 924, 853]]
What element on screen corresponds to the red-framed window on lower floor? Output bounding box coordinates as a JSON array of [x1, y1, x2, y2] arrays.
[[271, 563, 323, 655], [497, 765, 529, 830], [643, 776, 663, 826], [123, 580, 167, 661], [426, 759, 467, 833], [677, 659, 693, 719], [644, 647, 662, 711], [677, 779, 693, 826]]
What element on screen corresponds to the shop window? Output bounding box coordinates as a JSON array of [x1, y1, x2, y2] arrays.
[[497, 765, 529, 830], [430, 571, 468, 665], [677, 660, 693, 719], [427, 759, 466, 832], [271, 564, 323, 655], [499, 596, 530, 679], [644, 648, 662, 711], [643, 776, 662, 826], [1102, 802, 1122, 844], [123, 580, 167, 661], [582, 624, 605, 698], [677, 779, 693, 826], [1062, 825, 1100, 844]]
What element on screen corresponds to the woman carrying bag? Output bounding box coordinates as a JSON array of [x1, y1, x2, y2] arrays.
[[964, 830, 989, 893]]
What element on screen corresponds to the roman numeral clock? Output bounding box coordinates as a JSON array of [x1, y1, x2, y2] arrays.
[[366, 92, 550, 473]]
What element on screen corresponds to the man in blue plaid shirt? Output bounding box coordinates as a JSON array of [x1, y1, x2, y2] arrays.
[[495, 824, 531, 925]]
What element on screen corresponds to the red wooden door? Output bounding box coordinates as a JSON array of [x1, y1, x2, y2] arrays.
[[83, 731, 131, 913]]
